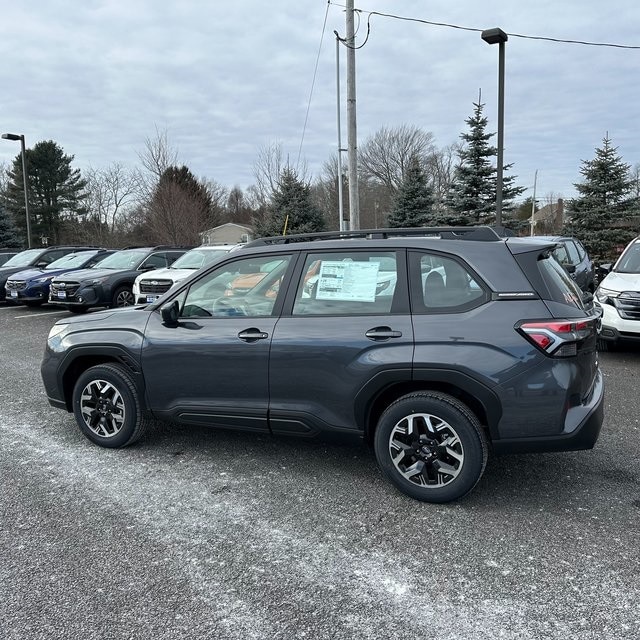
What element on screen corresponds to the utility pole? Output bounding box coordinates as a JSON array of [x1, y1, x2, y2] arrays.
[[334, 32, 346, 232], [529, 170, 538, 236], [345, 0, 360, 230]]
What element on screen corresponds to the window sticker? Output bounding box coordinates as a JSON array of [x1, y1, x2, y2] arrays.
[[316, 261, 380, 301]]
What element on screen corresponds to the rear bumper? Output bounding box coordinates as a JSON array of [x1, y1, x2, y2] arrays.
[[492, 368, 604, 454]]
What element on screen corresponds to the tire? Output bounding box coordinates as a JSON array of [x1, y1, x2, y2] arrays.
[[597, 338, 618, 352], [72, 363, 150, 448], [374, 392, 488, 503], [112, 286, 135, 308]]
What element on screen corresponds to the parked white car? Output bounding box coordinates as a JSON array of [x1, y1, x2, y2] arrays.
[[594, 236, 640, 350], [133, 245, 240, 304]]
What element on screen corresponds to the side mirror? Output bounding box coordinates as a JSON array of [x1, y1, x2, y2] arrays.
[[598, 263, 612, 275], [160, 299, 180, 327], [565, 264, 576, 274]]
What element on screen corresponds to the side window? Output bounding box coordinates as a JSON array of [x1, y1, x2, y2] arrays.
[[552, 244, 570, 266], [564, 241, 581, 266], [41, 250, 65, 265], [180, 254, 291, 318], [574, 241, 586, 261], [141, 253, 168, 269], [292, 251, 398, 316], [411, 252, 486, 312]]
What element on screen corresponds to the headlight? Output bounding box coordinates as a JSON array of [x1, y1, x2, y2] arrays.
[[47, 323, 70, 352], [91, 277, 109, 285], [35, 275, 54, 283], [595, 287, 619, 303]]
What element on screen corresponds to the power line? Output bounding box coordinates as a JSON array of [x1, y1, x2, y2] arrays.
[[328, 2, 640, 50], [297, 1, 331, 171]]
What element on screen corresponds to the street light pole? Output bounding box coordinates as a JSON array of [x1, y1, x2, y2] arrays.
[[481, 27, 508, 228], [1, 132, 32, 248]]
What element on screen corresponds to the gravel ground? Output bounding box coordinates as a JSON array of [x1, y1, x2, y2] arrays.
[[1, 305, 639, 639]]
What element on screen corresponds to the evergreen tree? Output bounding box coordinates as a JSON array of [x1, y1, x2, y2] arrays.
[[2, 140, 87, 244], [446, 100, 524, 225], [564, 135, 639, 261], [254, 167, 326, 237], [386, 156, 435, 227], [0, 205, 22, 247]]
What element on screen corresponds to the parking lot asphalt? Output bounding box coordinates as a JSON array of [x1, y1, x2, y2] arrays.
[[1, 304, 639, 640]]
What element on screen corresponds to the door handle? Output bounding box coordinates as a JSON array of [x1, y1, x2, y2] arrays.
[[238, 328, 269, 342], [365, 326, 403, 340]]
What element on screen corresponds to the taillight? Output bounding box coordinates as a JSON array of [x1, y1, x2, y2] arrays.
[[517, 318, 594, 357]]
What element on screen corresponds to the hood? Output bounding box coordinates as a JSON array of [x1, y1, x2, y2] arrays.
[[137, 267, 196, 283], [5, 267, 47, 281], [53, 305, 152, 332], [53, 267, 121, 282], [599, 271, 640, 292], [0, 264, 37, 280]]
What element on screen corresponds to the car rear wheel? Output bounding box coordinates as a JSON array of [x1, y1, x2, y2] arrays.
[[374, 392, 488, 503], [597, 338, 618, 352], [72, 364, 150, 448], [112, 286, 135, 308]]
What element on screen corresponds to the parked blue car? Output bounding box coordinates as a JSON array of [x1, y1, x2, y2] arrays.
[[5, 249, 115, 306]]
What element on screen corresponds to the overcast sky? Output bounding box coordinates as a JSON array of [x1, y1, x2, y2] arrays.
[[1, 0, 639, 203]]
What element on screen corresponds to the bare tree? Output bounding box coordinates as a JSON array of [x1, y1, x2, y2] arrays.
[[136, 126, 180, 205], [358, 125, 436, 193], [251, 142, 308, 207], [84, 163, 141, 239], [138, 126, 179, 181], [426, 143, 462, 212]]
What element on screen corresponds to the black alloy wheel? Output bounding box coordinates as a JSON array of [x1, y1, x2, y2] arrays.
[[374, 392, 488, 503]]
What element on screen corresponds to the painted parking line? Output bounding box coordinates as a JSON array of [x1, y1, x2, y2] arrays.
[[12, 311, 68, 319]]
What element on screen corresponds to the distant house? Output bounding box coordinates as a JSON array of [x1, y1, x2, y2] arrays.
[[200, 223, 254, 246], [531, 199, 564, 235]]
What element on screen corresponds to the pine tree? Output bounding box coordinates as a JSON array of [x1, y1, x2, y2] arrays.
[[387, 156, 435, 227], [564, 135, 639, 261], [0, 205, 22, 247], [446, 100, 524, 225], [2, 140, 87, 244], [254, 168, 326, 237]]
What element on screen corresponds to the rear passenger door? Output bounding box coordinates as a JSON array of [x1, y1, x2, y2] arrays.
[[268, 249, 414, 435]]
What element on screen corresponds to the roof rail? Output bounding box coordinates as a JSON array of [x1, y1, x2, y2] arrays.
[[244, 226, 504, 247]]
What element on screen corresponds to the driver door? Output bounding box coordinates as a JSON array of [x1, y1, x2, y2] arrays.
[[142, 253, 293, 431]]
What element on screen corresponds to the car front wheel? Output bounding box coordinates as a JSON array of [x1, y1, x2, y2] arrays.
[[112, 286, 135, 308], [374, 392, 488, 503], [72, 364, 150, 448]]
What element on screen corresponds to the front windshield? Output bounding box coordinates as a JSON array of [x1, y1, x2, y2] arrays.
[[171, 249, 229, 270], [3, 249, 43, 267], [46, 251, 96, 270], [96, 250, 148, 270], [615, 242, 640, 273]]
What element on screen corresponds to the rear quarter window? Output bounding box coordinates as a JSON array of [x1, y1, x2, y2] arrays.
[[538, 255, 583, 308]]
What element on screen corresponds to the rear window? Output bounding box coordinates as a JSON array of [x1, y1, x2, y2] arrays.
[[538, 255, 583, 308]]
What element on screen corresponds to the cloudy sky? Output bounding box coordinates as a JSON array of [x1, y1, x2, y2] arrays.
[[1, 0, 639, 203]]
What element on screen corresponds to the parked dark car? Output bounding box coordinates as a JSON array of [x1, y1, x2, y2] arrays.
[[0, 249, 20, 267], [4, 249, 116, 306], [41, 227, 603, 503], [48, 246, 189, 312], [534, 236, 595, 293], [0, 246, 97, 303]]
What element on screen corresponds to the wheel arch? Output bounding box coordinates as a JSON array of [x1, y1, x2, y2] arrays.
[[358, 369, 502, 445], [60, 349, 143, 412]]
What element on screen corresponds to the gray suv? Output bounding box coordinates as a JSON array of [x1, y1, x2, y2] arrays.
[[41, 227, 604, 503]]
